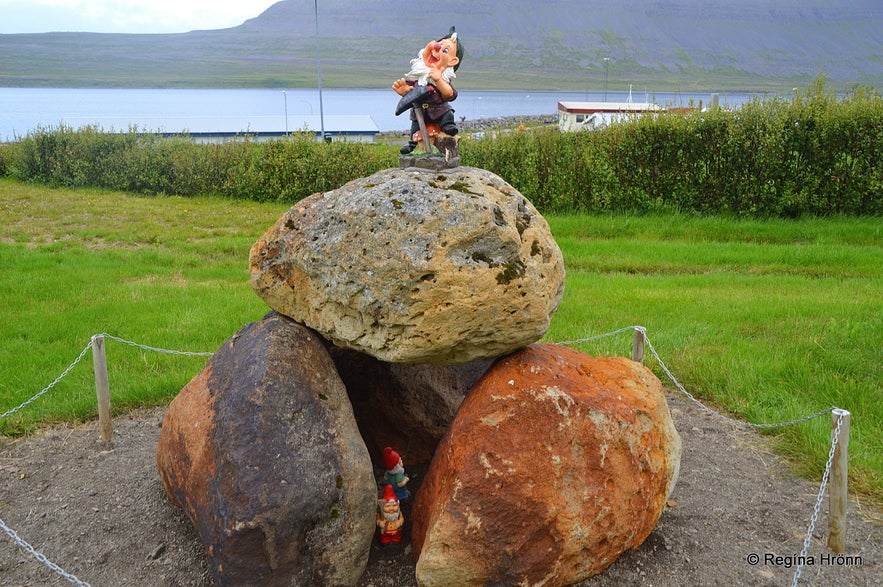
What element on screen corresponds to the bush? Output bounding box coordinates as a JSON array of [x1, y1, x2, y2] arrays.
[[5, 127, 398, 201], [0, 144, 9, 177], [4, 78, 880, 216], [460, 78, 882, 216]]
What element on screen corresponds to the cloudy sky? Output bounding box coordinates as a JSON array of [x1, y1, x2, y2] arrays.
[[0, 0, 280, 34]]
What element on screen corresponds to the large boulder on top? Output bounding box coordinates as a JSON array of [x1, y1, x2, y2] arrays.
[[412, 344, 681, 587], [156, 313, 376, 587], [249, 166, 565, 365]]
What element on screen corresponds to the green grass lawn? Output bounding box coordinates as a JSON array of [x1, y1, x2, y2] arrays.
[[1, 179, 880, 501]]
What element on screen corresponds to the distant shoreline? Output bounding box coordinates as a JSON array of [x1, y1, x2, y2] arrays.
[[379, 114, 558, 137]]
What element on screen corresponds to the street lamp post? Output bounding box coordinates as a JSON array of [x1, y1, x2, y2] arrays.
[[603, 57, 610, 102], [314, 0, 327, 141], [282, 90, 288, 135]]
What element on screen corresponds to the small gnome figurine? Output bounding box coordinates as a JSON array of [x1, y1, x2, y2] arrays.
[[382, 446, 410, 500], [393, 26, 463, 155], [376, 484, 405, 546]]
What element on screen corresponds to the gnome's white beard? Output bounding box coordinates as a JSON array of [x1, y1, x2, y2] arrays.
[[382, 510, 400, 522], [404, 52, 456, 87]]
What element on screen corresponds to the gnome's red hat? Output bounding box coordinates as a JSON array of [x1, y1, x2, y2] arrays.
[[383, 447, 401, 471], [382, 484, 398, 503]]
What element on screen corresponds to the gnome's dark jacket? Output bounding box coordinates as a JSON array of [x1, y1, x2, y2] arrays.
[[405, 80, 458, 131]]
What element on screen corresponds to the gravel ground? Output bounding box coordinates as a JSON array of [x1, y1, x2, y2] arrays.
[[1, 391, 880, 587]]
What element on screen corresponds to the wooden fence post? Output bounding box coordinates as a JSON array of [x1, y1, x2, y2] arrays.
[[91, 335, 113, 441], [631, 327, 645, 364], [827, 408, 850, 553]]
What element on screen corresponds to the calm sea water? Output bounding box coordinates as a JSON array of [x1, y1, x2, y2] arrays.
[[0, 87, 759, 142]]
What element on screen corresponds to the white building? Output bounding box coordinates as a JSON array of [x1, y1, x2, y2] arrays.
[[557, 101, 662, 132]]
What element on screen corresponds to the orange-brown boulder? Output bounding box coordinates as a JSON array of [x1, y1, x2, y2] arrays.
[[411, 344, 681, 587]]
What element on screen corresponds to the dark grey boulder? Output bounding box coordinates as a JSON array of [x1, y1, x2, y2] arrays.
[[157, 313, 375, 586]]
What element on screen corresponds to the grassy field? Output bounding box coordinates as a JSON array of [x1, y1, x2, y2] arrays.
[[0, 179, 880, 500]]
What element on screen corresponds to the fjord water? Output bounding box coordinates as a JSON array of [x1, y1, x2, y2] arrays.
[[0, 87, 757, 142]]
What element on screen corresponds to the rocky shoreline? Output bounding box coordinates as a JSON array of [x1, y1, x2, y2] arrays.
[[379, 113, 558, 138]]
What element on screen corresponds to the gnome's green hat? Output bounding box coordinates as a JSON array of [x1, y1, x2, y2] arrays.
[[438, 26, 464, 71]]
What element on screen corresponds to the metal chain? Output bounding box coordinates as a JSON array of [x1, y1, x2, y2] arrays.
[[559, 326, 836, 429], [1, 335, 213, 423], [1, 333, 213, 584], [0, 340, 93, 422], [791, 413, 844, 586], [555, 325, 638, 346], [561, 325, 847, 587], [639, 327, 834, 430], [0, 516, 91, 586], [97, 333, 214, 357]]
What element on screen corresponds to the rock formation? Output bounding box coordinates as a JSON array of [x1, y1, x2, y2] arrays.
[[329, 347, 494, 465], [156, 313, 376, 587], [160, 164, 682, 586], [249, 166, 565, 365], [411, 343, 682, 587]]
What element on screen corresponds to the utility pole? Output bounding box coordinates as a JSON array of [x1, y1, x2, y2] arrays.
[[603, 57, 610, 102], [282, 90, 288, 135], [314, 0, 326, 141]]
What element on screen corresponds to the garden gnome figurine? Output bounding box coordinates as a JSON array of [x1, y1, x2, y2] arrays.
[[393, 26, 463, 155], [383, 446, 410, 500], [377, 484, 405, 546]]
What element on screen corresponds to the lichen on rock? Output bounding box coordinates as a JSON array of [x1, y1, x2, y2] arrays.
[[249, 166, 565, 364]]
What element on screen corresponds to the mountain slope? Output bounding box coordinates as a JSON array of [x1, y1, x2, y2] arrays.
[[0, 0, 879, 90]]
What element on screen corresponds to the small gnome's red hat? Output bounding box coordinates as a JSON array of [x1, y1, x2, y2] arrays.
[[382, 484, 398, 503], [383, 447, 401, 471]]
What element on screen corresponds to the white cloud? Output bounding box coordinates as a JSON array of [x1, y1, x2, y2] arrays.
[[0, 0, 280, 34]]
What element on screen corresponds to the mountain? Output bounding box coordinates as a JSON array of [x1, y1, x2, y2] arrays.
[[0, 0, 880, 91]]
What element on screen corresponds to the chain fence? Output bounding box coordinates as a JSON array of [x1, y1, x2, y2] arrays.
[[0, 334, 214, 586], [791, 412, 846, 587], [0, 327, 851, 586], [0, 517, 92, 587]]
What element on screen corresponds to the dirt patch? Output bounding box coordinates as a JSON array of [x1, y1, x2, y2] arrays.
[[1, 392, 880, 587]]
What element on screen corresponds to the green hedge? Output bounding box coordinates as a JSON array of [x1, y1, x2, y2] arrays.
[[462, 80, 882, 215], [3, 79, 881, 216], [2, 127, 398, 202], [0, 143, 9, 177]]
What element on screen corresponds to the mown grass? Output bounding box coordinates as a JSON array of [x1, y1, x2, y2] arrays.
[[0, 180, 880, 501], [0, 179, 289, 428]]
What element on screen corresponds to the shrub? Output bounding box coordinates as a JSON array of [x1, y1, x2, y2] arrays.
[[460, 78, 882, 216], [0, 144, 9, 177], [4, 77, 880, 216], [5, 128, 398, 201]]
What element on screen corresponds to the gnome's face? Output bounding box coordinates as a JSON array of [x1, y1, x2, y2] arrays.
[[382, 500, 400, 520], [421, 37, 459, 71]]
